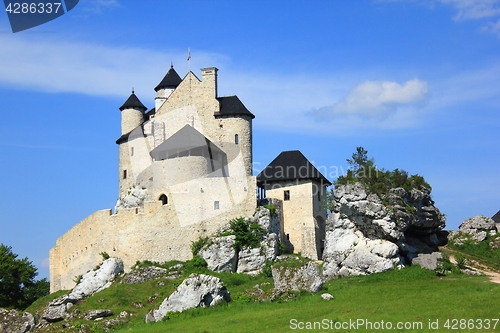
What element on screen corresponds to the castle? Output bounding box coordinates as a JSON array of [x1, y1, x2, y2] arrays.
[[49, 66, 330, 292]]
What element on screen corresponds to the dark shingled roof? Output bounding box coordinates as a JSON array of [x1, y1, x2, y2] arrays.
[[119, 91, 147, 111], [492, 210, 500, 224], [257, 150, 332, 186], [144, 107, 156, 121], [154, 65, 182, 92], [215, 96, 255, 119]]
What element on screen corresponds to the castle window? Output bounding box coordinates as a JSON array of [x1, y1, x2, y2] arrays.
[[235, 134, 239, 144], [284, 190, 290, 201], [318, 190, 321, 201], [131, 147, 134, 156], [123, 170, 127, 179], [159, 194, 168, 205], [214, 201, 220, 210]]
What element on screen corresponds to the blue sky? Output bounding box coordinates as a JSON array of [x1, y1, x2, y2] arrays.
[[1, 0, 499, 280]]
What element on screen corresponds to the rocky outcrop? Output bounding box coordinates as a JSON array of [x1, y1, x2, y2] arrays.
[[200, 235, 237, 273], [449, 215, 497, 244], [323, 183, 445, 277], [0, 308, 34, 333], [40, 258, 123, 324], [148, 274, 230, 322], [84, 310, 113, 321], [114, 185, 148, 212], [199, 206, 281, 275], [122, 266, 167, 284], [69, 258, 124, 300], [272, 260, 323, 293]]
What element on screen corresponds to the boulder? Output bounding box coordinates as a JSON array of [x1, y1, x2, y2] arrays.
[[237, 247, 265, 275], [84, 310, 113, 320], [149, 274, 230, 322], [449, 216, 497, 245], [272, 261, 323, 293], [411, 252, 443, 270], [321, 293, 334, 300], [459, 216, 496, 233], [122, 266, 167, 284], [199, 235, 237, 273], [69, 258, 124, 300], [0, 308, 35, 333], [42, 304, 67, 323]]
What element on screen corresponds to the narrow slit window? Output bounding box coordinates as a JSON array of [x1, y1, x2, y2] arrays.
[[284, 190, 290, 201], [214, 201, 220, 210], [123, 170, 127, 179], [235, 134, 239, 144]]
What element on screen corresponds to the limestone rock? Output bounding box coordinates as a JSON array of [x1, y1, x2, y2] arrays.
[[114, 185, 148, 211], [122, 266, 167, 284], [199, 235, 237, 273], [84, 310, 113, 320], [237, 247, 265, 275], [323, 182, 445, 278], [149, 274, 230, 322], [0, 308, 35, 333], [69, 258, 124, 300], [411, 252, 443, 270], [322, 213, 400, 277], [42, 304, 67, 323], [459, 216, 496, 233], [321, 293, 334, 300], [272, 261, 323, 293], [450, 216, 497, 245]]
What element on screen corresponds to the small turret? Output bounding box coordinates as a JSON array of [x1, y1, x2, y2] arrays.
[[119, 90, 147, 135], [154, 64, 182, 110]]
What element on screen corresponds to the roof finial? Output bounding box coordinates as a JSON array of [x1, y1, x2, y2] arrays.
[[171, 61, 173, 68], [132, 87, 134, 94]]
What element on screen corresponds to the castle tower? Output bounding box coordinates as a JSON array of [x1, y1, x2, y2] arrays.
[[154, 65, 182, 111], [119, 90, 147, 135], [117, 91, 147, 197]]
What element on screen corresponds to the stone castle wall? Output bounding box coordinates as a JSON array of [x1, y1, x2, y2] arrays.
[[50, 184, 256, 293]]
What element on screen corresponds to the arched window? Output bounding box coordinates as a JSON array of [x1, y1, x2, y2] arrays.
[[235, 134, 239, 144], [159, 194, 168, 205]]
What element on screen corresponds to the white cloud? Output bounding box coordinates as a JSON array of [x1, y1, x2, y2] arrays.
[[312, 79, 428, 119], [0, 34, 226, 99], [440, 0, 500, 20]]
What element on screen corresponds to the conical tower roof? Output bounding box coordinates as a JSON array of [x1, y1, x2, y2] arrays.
[[119, 90, 147, 111], [154, 65, 182, 91]]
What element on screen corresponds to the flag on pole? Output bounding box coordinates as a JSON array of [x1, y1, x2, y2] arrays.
[[187, 48, 191, 61]]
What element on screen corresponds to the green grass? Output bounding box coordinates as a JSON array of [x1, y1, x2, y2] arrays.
[[111, 266, 500, 333], [28, 262, 500, 333], [448, 234, 500, 270]]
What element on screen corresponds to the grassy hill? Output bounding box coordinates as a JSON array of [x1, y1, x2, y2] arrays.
[[26, 256, 500, 333]]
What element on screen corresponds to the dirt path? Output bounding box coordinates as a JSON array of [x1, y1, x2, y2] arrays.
[[447, 250, 500, 284]]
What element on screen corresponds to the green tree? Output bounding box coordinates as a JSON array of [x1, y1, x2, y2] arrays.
[[0, 244, 49, 310]]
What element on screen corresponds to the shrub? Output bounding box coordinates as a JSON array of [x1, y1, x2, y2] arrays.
[[188, 255, 208, 268], [263, 204, 277, 216], [191, 237, 211, 256], [455, 254, 467, 270], [334, 147, 431, 203], [100, 252, 110, 260], [229, 217, 265, 252]]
